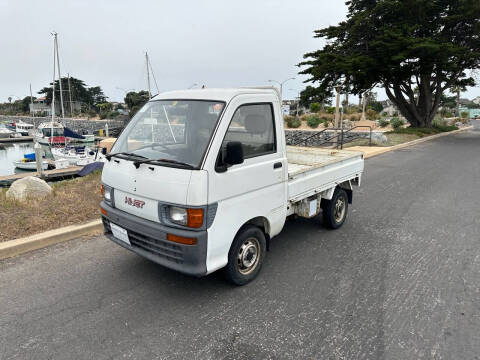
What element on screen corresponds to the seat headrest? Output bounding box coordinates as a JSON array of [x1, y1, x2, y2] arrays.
[[245, 114, 267, 134]]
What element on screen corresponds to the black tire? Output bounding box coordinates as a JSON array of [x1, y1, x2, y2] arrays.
[[224, 225, 266, 286], [322, 188, 349, 229]]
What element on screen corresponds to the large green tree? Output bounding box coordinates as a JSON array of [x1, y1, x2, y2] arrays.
[[299, 85, 333, 108], [38, 77, 106, 109], [124, 90, 150, 117], [299, 0, 480, 127]]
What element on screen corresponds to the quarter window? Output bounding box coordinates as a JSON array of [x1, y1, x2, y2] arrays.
[[222, 103, 276, 159]]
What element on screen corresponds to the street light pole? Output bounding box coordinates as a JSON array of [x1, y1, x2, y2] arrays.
[[268, 77, 295, 102]]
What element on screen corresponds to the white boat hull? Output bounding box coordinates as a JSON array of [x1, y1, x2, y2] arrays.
[[14, 161, 49, 171]]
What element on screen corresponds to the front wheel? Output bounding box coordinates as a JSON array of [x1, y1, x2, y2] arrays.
[[322, 188, 349, 229], [224, 225, 266, 286]]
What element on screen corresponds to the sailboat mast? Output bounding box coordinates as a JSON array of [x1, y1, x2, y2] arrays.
[[29, 83, 35, 120], [51, 32, 56, 143], [54, 33, 65, 120], [146, 52, 151, 99]]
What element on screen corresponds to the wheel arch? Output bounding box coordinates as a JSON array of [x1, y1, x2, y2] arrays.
[[235, 216, 271, 251]]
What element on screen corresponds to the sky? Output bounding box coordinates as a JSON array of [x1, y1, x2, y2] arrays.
[[0, 0, 478, 104]]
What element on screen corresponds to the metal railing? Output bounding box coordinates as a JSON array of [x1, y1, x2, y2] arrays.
[[291, 125, 372, 149]]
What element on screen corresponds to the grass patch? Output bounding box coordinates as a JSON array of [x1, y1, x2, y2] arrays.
[[386, 125, 458, 138], [0, 171, 102, 242]]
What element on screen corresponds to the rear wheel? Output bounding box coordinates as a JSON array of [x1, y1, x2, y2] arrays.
[[322, 188, 348, 229], [224, 225, 266, 285]]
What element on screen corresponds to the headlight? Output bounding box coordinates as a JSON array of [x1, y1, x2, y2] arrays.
[[169, 206, 188, 226], [102, 184, 113, 205], [168, 206, 204, 228]]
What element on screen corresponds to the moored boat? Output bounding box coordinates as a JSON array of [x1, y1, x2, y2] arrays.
[[13, 157, 49, 170], [0, 125, 14, 138], [15, 121, 35, 136]]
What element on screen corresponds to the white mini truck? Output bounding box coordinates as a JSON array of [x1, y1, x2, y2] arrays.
[[101, 88, 364, 285]]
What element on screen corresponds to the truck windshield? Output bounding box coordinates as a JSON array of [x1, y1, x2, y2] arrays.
[[111, 100, 225, 168]]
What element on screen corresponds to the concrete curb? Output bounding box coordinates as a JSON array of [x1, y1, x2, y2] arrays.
[[360, 126, 473, 159], [0, 219, 103, 260]]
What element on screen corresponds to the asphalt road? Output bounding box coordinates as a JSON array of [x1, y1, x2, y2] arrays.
[[1, 127, 479, 360]]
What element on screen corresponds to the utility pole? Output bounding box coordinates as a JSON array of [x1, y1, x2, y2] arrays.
[[361, 92, 367, 121], [68, 73, 73, 116], [146, 52, 151, 99], [53, 32, 65, 119], [456, 87, 460, 118], [333, 86, 342, 148]]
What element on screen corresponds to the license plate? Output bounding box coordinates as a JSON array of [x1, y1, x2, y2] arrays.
[[110, 223, 130, 245]]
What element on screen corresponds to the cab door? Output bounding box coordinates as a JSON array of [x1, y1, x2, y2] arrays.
[[203, 94, 288, 272]]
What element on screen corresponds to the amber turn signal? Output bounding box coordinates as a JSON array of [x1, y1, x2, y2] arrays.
[[100, 207, 107, 216], [187, 208, 204, 228], [167, 234, 197, 245]]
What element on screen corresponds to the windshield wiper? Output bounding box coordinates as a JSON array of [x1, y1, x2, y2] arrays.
[[105, 152, 147, 161], [133, 158, 194, 169]]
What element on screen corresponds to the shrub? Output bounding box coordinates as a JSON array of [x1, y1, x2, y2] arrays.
[[378, 118, 389, 128], [325, 106, 336, 114], [284, 115, 294, 123], [306, 115, 322, 128], [286, 117, 301, 128], [299, 114, 309, 122], [461, 111, 469, 119], [432, 117, 448, 128], [320, 116, 331, 127], [349, 114, 360, 121], [390, 117, 404, 130], [433, 121, 458, 132], [309, 103, 322, 113], [366, 109, 378, 120]]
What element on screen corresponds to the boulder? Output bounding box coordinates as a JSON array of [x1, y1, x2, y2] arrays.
[[371, 132, 388, 144], [6, 176, 52, 201]]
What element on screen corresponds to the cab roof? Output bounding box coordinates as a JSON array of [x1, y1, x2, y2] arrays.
[[152, 87, 281, 103]]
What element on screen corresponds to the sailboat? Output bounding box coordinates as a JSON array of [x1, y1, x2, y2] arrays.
[[33, 32, 67, 146], [33, 32, 94, 146]]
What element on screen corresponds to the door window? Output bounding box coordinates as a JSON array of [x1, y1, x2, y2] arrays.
[[222, 103, 276, 159]]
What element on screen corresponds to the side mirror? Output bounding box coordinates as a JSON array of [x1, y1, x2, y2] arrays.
[[101, 147, 107, 155], [216, 141, 244, 173], [224, 141, 244, 166]]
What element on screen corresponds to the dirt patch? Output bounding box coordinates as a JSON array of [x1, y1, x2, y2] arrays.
[[0, 171, 102, 242]]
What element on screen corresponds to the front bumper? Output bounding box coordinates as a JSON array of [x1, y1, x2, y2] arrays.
[[101, 201, 207, 276]]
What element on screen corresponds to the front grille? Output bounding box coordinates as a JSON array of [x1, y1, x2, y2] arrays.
[[128, 229, 184, 264]]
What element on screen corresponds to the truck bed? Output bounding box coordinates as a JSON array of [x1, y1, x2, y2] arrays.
[[286, 146, 364, 203]]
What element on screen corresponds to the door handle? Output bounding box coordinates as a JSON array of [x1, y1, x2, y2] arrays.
[[273, 162, 282, 169]]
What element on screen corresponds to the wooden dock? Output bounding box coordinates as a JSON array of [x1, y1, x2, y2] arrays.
[[0, 136, 33, 144], [0, 166, 82, 187]]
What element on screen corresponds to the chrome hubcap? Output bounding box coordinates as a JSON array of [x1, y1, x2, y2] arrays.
[[334, 197, 346, 223], [237, 238, 260, 275]]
